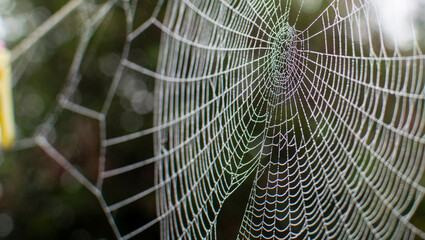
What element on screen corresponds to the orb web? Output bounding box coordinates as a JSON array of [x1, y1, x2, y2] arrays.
[[5, 0, 425, 239]]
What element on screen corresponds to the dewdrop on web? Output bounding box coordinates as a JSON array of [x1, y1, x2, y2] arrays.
[[0, 41, 15, 149]]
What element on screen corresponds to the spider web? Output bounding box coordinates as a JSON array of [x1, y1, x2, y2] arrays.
[[6, 0, 425, 239]]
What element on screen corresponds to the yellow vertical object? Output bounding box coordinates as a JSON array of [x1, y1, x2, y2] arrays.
[[0, 44, 15, 149]]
